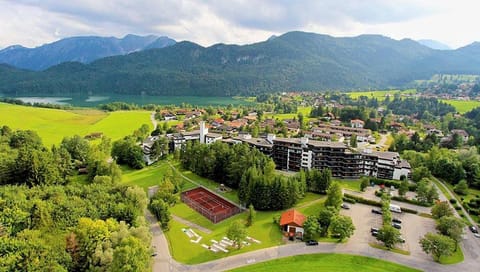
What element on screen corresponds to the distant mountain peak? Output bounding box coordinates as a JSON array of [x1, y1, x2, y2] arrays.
[[0, 34, 176, 70], [417, 39, 451, 50]]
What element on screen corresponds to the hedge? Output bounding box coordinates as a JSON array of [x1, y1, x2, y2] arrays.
[[342, 196, 357, 204], [391, 196, 432, 207], [343, 193, 418, 214], [370, 178, 417, 191]]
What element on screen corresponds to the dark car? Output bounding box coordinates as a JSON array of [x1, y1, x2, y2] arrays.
[[469, 226, 478, 234], [370, 227, 379, 233], [392, 223, 402, 229], [392, 218, 402, 224], [371, 209, 382, 215], [306, 240, 319, 246], [371, 231, 379, 237]]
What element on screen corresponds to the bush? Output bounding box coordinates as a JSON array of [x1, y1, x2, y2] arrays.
[[273, 214, 280, 225], [449, 198, 457, 204], [342, 196, 357, 204], [343, 193, 382, 207], [370, 178, 416, 191], [454, 206, 461, 211]]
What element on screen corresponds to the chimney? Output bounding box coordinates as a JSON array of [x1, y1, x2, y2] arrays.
[[267, 133, 276, 144], [200, 121, 208, 144], [301, 137, 309, 146]]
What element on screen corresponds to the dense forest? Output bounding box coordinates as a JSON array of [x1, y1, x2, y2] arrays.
[[0, 126, 152, 271], [3, 31, 480, 96]]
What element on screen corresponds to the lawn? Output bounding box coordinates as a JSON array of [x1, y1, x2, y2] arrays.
[[337, 179, 362, 192], [439, 245, 464, 264], [441, 100, 480, 114], [166, 204, 285, 264], [0, 103, 152, 146], [229, 253, 421, 272], [122, 162, 172, 191]]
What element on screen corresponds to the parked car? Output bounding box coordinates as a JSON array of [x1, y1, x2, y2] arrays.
[[398, 236, 406, 243], [392, 218, 402, 224], [474, 233, 480, 238], [371, 209, 382, 215], [469, 226, 478, 234], [370, 227, 379, 233], [371, 231, 379, 237], [392, 223, 402, 229], [341, 203, 350, 209], [306, 240, 319, 246]]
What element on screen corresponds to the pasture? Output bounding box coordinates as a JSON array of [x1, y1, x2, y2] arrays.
[[441, 99, 480, 114], [347, 89, 416, 101], [0, 103, 152, 146]]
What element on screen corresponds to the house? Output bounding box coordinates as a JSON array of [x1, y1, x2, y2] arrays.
[[280, 209, 306, 239], [451, 129, 469, 142], [350, 119, 365, 128]]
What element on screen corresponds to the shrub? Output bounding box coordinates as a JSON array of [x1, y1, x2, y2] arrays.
[[342, 196, 357, 204], [273, 214, 280, 225], [449, 198, 457, 204], [392, 196, 432, 207], [343, 193, 382, 207]]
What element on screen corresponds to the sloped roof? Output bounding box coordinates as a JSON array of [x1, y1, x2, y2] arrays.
[[280, 209, 306, 227]]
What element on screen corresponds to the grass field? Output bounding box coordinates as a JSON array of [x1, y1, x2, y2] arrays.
[[166, 204, 285, 264], [347, 90, 416, 101], [0, 103, 152, 146], [441, 100, 480, 114], [264, 106, 312, 121], [229, 253, 420, 272]]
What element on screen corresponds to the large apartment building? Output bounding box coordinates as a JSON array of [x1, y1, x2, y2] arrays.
[[164, 123, 410, 180], [244, 135, 410, 180]]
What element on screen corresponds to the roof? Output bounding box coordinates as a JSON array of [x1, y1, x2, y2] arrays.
[[372, 151, 400, 161], [280, 209, 306, 227], [236, 136, 273, 148], [351, 119, 365, 124], [206, 133, 223, 138]]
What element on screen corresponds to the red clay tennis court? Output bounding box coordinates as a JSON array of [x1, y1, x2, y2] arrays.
[[181, 187, 242, 223]]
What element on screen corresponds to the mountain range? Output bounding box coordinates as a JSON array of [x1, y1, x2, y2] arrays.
[[0, 35, 176, 71], [417, 39, 452, 50], [1, 31, 480, 97]]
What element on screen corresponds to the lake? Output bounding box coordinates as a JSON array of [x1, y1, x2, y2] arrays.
[[0, 93, 250, 107]]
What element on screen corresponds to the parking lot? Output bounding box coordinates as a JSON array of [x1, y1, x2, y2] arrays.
[[341, 203, 437, 259]]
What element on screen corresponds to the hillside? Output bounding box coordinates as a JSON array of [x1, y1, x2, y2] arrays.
[[0, 34, 176, 70], [1, 31, 480, 96]]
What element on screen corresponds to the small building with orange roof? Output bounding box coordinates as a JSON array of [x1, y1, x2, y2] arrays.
[[279, 209, 306, 239]]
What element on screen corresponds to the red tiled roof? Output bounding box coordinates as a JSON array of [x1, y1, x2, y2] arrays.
[[279, 209, 306, 227]]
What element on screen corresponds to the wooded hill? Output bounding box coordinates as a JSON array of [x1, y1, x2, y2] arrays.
[[2, 31, 480, 96]]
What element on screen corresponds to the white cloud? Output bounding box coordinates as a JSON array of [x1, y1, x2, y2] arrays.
[[0, 0, 479, 49]]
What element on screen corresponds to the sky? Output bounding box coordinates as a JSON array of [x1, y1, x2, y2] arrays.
[[1, 0, 479, 50]]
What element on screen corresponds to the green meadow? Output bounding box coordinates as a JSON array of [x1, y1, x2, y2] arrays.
[[441, 99, 480, 114], [230, 253, 421, 272], [347, 89, 416, 100], [0, 103, 152, 146]]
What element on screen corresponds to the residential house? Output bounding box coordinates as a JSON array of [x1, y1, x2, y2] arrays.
[[280, 209, 306, 239], [350, 119, 365, 128]]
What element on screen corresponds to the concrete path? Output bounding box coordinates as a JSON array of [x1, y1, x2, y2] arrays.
[[150, 112, 158, 130], [171, 215, 212, 234]]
